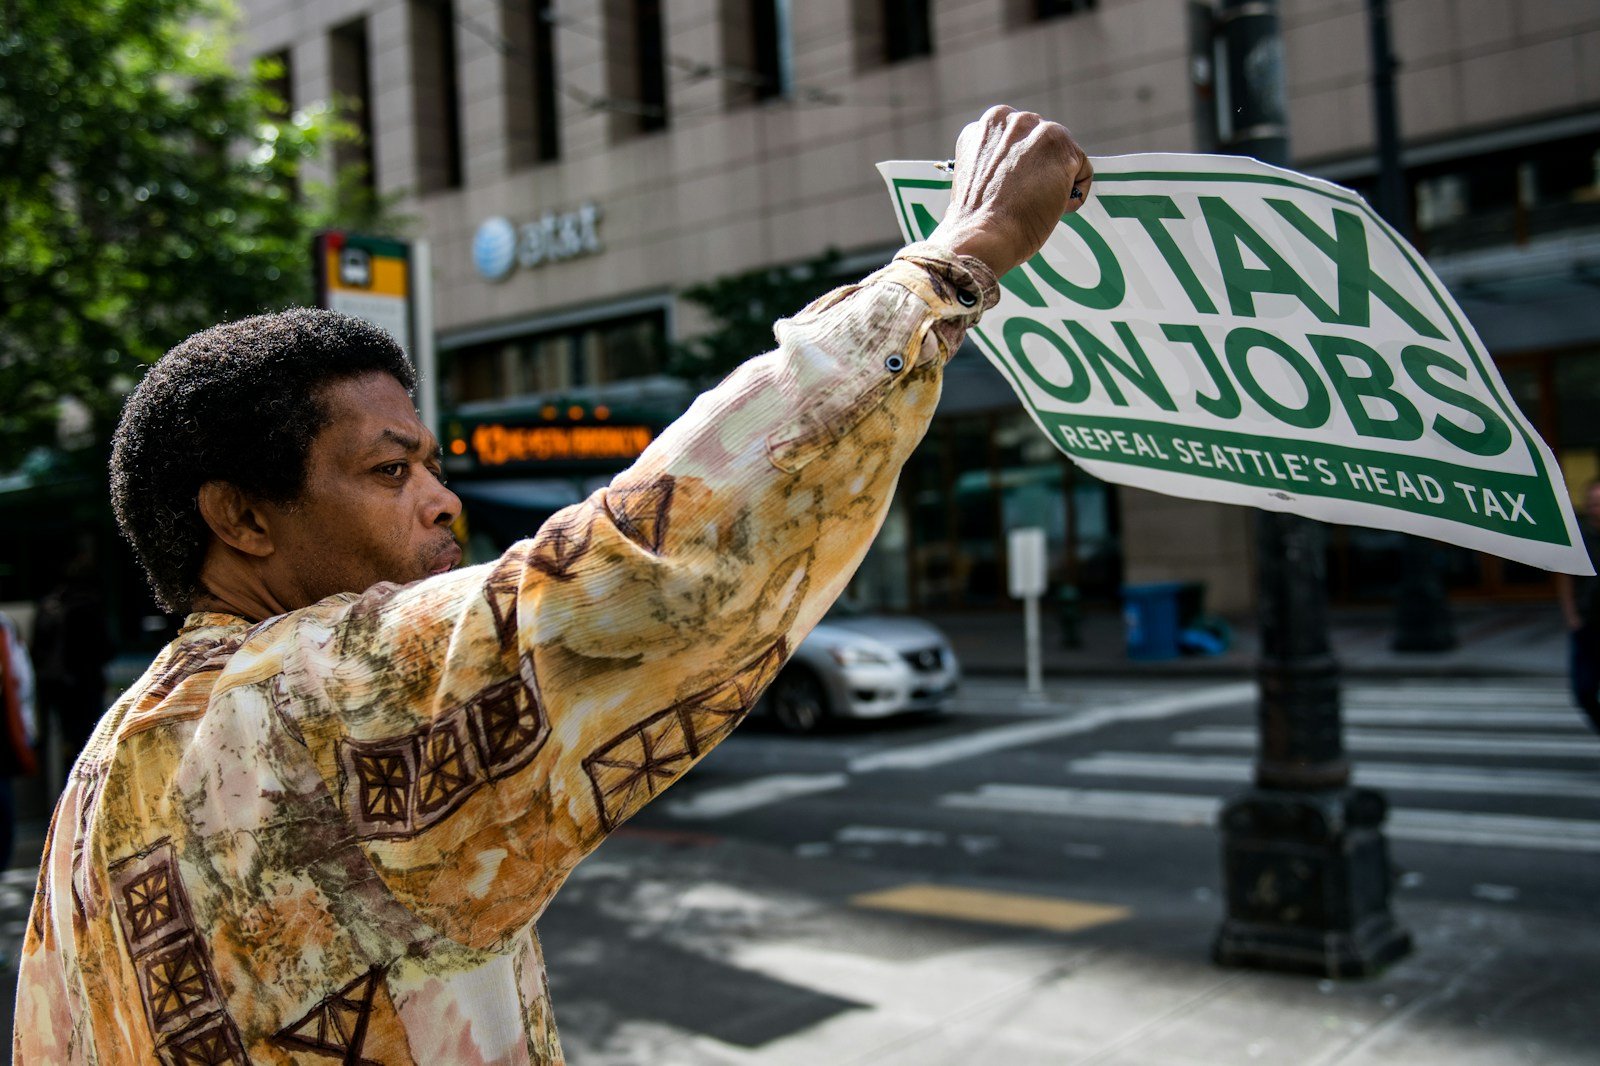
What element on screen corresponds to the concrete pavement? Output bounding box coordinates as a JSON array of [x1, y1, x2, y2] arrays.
[[539, 827, 1599, 1066]]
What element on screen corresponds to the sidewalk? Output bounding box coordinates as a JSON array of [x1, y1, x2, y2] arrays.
[[541, 832, 1598, 1066], [925, 602, 1568, 680]]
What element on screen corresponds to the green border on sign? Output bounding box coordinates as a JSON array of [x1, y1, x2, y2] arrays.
[[888, 167, 1566, 547]]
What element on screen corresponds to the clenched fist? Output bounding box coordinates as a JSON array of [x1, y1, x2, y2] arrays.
[[930, 106, 1094, 278]]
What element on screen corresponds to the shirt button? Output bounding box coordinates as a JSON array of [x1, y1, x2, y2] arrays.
[[885, 354, 906, 372], [955, 287, 979, 308]]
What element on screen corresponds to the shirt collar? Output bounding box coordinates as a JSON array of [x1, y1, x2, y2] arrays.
[[179, 611, 252, 635]]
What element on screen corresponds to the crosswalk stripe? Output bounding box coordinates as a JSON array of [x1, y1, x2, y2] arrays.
[[1345, 689, 1572, 708], [665, 773, 848, 819], [1065, 752, 1600, 800], [941, 785, 1600, 853], [1344, 708, 1585, 729], [1174, 726, 1598, 758], [850, 683, 1254, 772]]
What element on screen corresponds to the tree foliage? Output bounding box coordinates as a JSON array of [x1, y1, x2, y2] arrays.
[[669, 249, 846, 383], [0, 0, 388, 469]]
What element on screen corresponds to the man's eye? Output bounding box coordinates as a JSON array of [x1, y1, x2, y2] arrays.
[[379, 462, 408, 479]]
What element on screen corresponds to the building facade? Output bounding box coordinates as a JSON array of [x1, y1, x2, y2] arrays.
[[236, 0, 1600, 614]]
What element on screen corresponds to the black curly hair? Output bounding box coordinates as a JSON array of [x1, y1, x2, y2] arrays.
[[111, 308, 417, 613]]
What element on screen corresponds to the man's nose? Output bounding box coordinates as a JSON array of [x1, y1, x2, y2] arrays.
[[432, 482, 462, 527]]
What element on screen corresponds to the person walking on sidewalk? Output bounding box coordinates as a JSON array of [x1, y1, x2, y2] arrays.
[[0, 609, 39, 876], [14, 107, 1092, 1063], [32, 545, 114, 773], [1557, 479, 1600, 734]]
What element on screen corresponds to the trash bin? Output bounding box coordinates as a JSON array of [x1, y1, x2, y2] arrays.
[[1122, 581, 1204, 660]]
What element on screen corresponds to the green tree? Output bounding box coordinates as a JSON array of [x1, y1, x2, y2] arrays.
[[669, 249, 846, 383], [0, 0, 391, 469]]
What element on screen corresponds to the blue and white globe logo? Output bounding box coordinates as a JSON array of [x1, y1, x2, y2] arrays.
[[473, 216, 517, 281]]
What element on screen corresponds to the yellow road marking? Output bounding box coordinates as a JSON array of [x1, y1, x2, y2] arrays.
[[851, 884, 1129, 933]]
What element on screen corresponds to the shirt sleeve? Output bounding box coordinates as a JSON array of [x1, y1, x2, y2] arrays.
[[272, 246, 999, 949]]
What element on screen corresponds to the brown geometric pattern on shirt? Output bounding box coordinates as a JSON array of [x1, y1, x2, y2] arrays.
[[483, 543, 531, 648], [604, 474, 675, 554], [529, 509, 599, 581], [466, 668, 548, 777], [415, 708, 482, 820], [161, 1014, 248, 1066], [110, 843, 245, 1058], [111, 843, 193, 957], [338, 667, 547, 839], [338, 734, 419, 840], [681, 639, 786, 754], [584, 639, 786, 830], [273, 965, 385, 1063]]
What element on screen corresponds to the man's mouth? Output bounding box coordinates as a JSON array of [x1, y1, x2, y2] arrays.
[[429, 542, 464, 576]]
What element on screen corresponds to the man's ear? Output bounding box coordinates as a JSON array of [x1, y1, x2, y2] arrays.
[[196, 481, 275, 558]]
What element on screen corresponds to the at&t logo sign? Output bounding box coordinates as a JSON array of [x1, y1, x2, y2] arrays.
[[473, 203, 602, 282]]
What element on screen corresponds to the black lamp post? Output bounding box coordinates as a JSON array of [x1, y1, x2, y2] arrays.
[[1208, 0, 1414, 977]]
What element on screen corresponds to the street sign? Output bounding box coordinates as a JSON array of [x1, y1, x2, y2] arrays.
[[1008, 526, 1049, 699], [1007, 527, 1048, 599], [314, 231, 412, 353], [879, 154, 1593, 575]]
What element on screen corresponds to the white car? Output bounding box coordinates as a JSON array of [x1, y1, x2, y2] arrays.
[[756, 606, 961, 734]]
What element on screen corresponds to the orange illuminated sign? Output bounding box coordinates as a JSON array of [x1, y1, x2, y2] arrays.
[[469, 423, 654, 466]]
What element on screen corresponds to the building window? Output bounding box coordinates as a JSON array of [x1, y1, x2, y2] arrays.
[[722, 0, 787, 106], [1035, 0, 1096, 19], [258, 50, 293, 119], [882, 0, 933, 64], [1405, 132, 1600, 256], [506, 0, 561, 166], [447, 312, 669, 406], [330, 18, 375, 194], [606, 0, 669, 138], [412, 0, 464, 192]]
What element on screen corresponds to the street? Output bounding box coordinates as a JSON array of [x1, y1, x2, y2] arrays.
[[534, 675, 1600, 1065], [1, 673, 1596, 1064]]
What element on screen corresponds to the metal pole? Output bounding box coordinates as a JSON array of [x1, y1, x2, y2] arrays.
[[1367, 0, 1457, 653], [1209, 0, 1412, 977], [1024, 593, 1043, 699], [413, 238, 439, 436]]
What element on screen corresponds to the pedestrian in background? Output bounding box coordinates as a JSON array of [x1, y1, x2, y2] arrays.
[[32, 544, 112, 773], [1557, 479, 1600, 733], [0, 609, 38, 874]]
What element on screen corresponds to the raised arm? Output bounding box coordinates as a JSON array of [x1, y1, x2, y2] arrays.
[[274, 107, 1091, 949]]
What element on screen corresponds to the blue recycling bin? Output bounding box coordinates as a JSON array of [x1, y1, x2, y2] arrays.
[[1122, 581, 1192, 661]]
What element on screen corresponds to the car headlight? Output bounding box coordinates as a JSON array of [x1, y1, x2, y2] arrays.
[[829, 644, 895, 667]]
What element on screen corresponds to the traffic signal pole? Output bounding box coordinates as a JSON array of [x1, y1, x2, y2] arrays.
[[1207, 0, 1414, 977]]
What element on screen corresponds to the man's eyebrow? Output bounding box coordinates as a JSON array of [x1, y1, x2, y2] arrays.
[[370, 428, 423, 454]]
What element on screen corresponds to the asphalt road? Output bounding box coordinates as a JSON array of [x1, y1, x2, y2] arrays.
[[619, 676, 1600, 917]]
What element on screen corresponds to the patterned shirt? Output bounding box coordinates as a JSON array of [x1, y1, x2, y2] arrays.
[[15, 245, 997, 1065]]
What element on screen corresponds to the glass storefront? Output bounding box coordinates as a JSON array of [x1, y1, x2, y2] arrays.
[[848, 410, 1123, 611]]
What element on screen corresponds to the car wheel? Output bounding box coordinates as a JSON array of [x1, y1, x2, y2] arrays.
[[770, 667, 830, 735]]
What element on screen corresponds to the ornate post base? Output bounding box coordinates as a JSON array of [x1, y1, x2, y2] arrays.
[[1214, 787, 1413, 977]]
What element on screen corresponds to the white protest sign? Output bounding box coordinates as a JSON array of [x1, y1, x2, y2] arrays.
[[878, 154, 1592, 575]]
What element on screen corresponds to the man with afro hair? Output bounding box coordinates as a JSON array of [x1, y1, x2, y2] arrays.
[[16, 108, 1091, 1063]]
